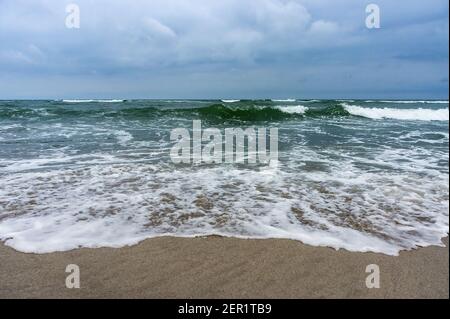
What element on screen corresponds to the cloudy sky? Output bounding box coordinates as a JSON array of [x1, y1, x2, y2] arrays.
[[0, 0, 448, 99]]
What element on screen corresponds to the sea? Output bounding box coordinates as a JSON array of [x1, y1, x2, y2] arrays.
[[0, 99, 448, 255]]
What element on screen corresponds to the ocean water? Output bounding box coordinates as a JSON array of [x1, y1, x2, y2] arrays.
[[0, 99, 448, 255]]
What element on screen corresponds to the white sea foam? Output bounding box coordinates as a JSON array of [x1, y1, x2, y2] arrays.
[[0, 145, 448, 255], [342, 103, 449, 121], [276, 105, 308, 114], [365, 100, 449, 104], [272, 99, 296, 102], [0, 153, 120, 172], [114, 130, 133, 146], [399, 131, 449, 144], [221, 99, 240, 103]]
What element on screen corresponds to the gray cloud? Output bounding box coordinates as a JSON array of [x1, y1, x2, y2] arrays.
[[0, 0, 448, 99]]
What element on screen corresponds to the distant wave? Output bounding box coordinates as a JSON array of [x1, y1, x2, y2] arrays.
[[272, 99, 296, 102], [62, 99, 125, 103], [194, 104, 352, 121], [342, 103, 449, 121], [298, 99, 321, 103], [221, 99, 240, 103], [2, 101, 448, 122], [365, 100, 449, 104]]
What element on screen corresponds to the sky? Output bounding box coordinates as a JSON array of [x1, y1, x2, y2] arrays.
[[0, 0, 448, 99]]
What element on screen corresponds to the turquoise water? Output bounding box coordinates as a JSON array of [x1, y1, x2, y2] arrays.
[[0, 99, 448, 254]]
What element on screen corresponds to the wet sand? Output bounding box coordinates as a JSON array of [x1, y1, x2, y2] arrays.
[[0, 236, 448, 298]]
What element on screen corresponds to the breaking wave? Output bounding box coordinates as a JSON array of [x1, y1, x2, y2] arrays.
[[1, 101, 448, 122], [342, 103, 449, 121]]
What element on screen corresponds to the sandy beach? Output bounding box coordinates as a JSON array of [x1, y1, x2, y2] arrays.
[[0, 236, 448, 299]]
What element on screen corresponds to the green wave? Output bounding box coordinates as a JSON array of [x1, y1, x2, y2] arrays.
[[0, 102, 351, 121], [195, 104, 297, 121], [305, 105, 351, 117]]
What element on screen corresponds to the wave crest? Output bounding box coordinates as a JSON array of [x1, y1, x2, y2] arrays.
[[342, 103, 449, 121], [62, 99, 125, 103]]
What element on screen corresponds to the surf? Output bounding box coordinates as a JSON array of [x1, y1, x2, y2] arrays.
[[342, 103, 449, 121]]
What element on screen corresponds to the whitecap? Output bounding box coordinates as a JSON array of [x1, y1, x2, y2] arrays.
[[342, 103, 449, 121], [221, 99, 240, 103], [276, 105, 308, 114], [365, 100, 449, 104], [272, 99, 296, 102]]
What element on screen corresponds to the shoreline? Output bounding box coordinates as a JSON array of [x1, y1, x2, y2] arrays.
[[1, 236, 448, 298]]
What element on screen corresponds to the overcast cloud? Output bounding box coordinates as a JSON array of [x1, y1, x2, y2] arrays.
[[0, 0, 448, 99]]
